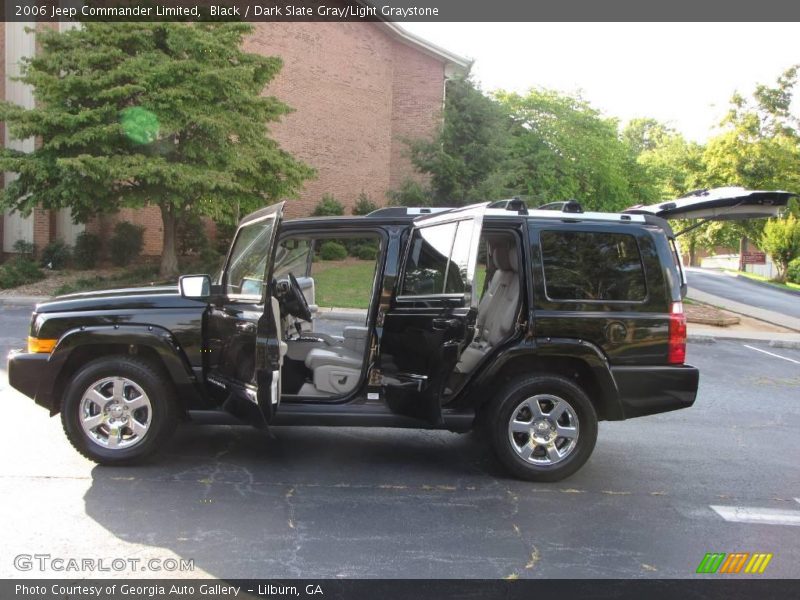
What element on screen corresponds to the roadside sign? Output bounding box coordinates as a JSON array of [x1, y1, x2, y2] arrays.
[[741, 252, 766, 265]]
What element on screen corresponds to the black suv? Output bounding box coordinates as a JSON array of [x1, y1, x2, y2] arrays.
[[8, 187, 791, 481]]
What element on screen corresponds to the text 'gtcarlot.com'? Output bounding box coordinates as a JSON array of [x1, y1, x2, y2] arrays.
[[13, 553, 194, 573]]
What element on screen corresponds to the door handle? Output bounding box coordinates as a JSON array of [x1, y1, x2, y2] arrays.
[[236, 322, 256, 333], [432, 318, 459, 330]]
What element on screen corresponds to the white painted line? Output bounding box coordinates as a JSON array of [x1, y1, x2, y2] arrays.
[[743, 344, 800, 365], [711, 505, 800, 527]]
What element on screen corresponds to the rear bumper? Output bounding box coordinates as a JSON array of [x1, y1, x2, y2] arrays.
[[7, 350, 51, 409], [611, 364, 699, 419]]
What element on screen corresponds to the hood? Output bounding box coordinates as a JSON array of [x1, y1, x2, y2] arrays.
[[35, 285, 206, 314]]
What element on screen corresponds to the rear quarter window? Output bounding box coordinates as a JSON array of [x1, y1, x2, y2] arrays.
[[540, 230, 647, 302]]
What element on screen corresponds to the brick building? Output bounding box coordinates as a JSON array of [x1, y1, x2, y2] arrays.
[[1, 21, 468, 255]]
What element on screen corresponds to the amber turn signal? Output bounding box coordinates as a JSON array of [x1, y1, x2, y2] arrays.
[[27, 337, 57, 353]]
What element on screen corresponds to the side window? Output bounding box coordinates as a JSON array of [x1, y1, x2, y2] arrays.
[[400, 220, 477, 297], [401, 222, 457, 296], [540, 230, 647, 302]]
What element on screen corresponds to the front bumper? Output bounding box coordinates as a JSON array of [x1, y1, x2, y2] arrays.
[[612, 364, 699, 419], [7, 350, 51, 409]]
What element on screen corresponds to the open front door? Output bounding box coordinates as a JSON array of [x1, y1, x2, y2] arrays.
[[205, 202, 285, 427], [379, 204, 487, 425]]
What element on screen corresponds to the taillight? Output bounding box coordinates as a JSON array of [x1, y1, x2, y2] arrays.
[[668, 301, 687, 364]]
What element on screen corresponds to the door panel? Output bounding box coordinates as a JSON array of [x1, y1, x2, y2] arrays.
[[379, 204, 486, 424]]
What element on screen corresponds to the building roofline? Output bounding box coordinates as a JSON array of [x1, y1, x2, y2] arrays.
[[376, 21, 473, 73]]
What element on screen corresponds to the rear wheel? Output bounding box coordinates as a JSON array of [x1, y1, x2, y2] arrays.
[[488, 375, 597, 482], [61, 357, 178, 465]]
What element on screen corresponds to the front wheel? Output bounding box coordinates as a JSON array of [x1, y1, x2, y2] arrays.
[[488, 375, 598, 482], [61, 357, 178, 465]]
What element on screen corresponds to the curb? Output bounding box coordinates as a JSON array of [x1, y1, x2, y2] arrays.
[[688, 333, 800, 349], [0, 296, 48, 306]]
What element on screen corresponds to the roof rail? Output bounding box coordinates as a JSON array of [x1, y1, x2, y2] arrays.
[[365, 206, 450, 218], [538, 199, 584, 214]]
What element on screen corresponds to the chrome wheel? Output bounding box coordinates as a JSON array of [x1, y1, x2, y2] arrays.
[[79, 377, 152, 450], [508, 394, 579, 466]]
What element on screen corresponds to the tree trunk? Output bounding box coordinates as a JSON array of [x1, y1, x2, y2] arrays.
[[159, 203, 179, 279], [738, 236, 747, 272], [688, 239, 697, 267]]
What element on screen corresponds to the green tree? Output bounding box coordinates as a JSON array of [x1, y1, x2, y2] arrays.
[[703, 65, 800, 268], [0, 22, 313, 277], [760, 214, 800, 281], [409, 76, 510, 205], [497, 89, 638, 211]]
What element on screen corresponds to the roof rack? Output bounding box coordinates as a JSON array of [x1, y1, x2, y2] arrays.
[[537, 199, 584, 214], [487, 197, 528, 215], [365, 206, 450, 218]]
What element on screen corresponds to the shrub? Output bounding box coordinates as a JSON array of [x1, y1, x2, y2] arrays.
[[312, 194, 345, 216], [40, 239, 72, 270], [214, 220, 237, 256], [73, 232, 102, 269], [319, 241, 347, 261], [109, 221, 145, 267], [12, 239, 35, 257], [760, 214, 800, 282], [352, 192, 378, 215], [0, 256, 45, 289], [788, 257, 800, 284], [355, 244, 378, 261]]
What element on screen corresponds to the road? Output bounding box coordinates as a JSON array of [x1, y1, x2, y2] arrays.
[[686, 267, 800, 320], [0, 302, 799, 579]]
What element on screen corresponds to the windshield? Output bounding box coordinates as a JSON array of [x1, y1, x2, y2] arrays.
[[224, 216, 277, 302]]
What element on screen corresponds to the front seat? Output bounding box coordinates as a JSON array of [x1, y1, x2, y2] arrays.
[[304, 344, 362, 394], [456, 246, 520, 373]]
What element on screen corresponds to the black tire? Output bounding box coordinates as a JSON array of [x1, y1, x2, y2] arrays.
[[487, 375, 598, 482], [60, 356, 178, 465]]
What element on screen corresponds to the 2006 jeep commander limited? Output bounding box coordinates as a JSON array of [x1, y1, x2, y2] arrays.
[[8, 187, 792, 481]]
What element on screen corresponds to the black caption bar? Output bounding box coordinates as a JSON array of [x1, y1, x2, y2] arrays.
[[2, 0, 800, 22], [4, 579, 800, 600]]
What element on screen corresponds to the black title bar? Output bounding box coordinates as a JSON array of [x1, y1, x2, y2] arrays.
[[3, 0, 800, 22]]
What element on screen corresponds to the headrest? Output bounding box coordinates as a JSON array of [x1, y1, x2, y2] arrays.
[[492, 245, 511, 270], [507, 247, 519, 272]]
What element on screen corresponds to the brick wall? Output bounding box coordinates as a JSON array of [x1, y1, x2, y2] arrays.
[[388, 39, 445, 191]]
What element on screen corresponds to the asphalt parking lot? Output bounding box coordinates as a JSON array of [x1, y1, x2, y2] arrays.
[[0, 302, 798, 579]]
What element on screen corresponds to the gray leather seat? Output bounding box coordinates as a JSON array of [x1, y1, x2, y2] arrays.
[[456, 246, 520, 373], [303, 326, 368, 394]]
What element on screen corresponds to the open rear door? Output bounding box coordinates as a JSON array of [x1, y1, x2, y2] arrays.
[[378, 203, 487, 425], [624, 187, 794, 221]]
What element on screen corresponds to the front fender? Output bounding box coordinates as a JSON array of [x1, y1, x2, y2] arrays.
[[37, 324, 196, 415]]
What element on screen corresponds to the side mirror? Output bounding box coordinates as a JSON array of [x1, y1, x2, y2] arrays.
[[179, 274, 211, 299]]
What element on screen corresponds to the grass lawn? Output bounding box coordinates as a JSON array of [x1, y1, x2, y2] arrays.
[[311, 259, 377, 309], [54, 265, 166, 296], [722, 268, 800, 293]]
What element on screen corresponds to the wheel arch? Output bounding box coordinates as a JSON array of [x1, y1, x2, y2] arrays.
[[463, 339, 624, 421], [41, 325, 199, 416]]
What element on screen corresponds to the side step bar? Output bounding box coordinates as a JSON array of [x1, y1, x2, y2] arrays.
[[188, 404, 475, 432]]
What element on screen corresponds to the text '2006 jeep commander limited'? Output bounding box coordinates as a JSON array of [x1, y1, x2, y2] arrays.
[[8, 187, 793, 481]]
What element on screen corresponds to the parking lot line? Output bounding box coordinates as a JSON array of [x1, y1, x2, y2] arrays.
[[742, 344, 800, 365], [710, 505, 800, 526]]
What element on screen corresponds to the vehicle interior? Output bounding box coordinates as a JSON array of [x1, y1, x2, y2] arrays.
[[455, 231, 522, 373], [272, 233, 382, 400], [269, 228, 522, 403]]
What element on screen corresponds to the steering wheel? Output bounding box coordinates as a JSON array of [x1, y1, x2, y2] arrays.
[[285, 273, 313, 322]]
